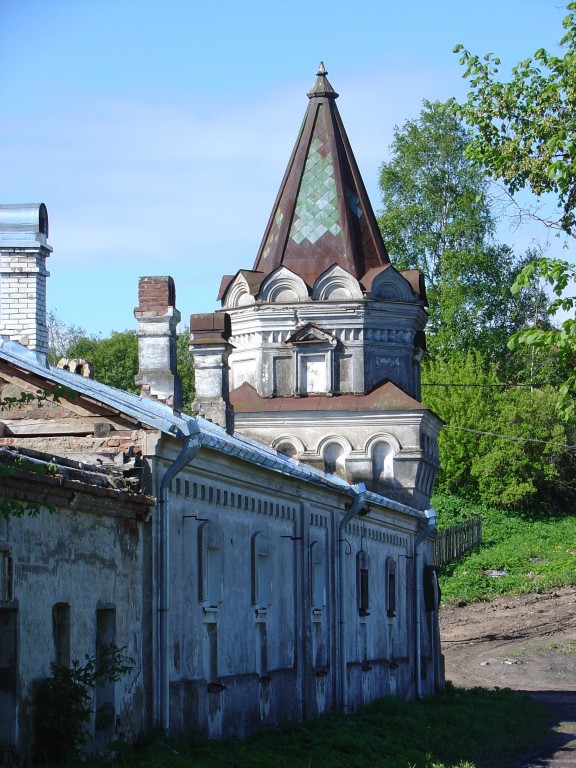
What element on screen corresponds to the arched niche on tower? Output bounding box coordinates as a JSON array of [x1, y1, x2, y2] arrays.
[[317, 434, 352, 477], [272, 434, 306, 459], [366, 265, 417, 303], [223, 272, 256, 309], [258, 266, 309, 303], [365, 433, 401, 486], [312, 264, 363, 301]]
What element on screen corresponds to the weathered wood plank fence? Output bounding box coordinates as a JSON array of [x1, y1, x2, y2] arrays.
[[434, 517, 482, 567]]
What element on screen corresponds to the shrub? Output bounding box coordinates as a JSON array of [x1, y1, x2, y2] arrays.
[[33, 645, 134, 764]]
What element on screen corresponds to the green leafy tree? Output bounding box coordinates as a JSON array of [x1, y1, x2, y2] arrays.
[[423, 351, 576, 508], [455, 3, 576, 237], [64, 328, 195, 410], [377, 100, 533, 360], [455, 4, 576, 415], [509, 257, 576, 417], [66, 331, 139, 393], [46, 310, 86, 366], [177, 326, 195, 412]]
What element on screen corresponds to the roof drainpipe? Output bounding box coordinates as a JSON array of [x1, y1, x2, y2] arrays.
[[338, 483, 367, 714], [157, 425, 201, 731], [414, 508, 437, 699]]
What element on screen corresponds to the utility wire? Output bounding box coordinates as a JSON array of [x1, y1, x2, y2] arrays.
[[443, 423, 576, 452], [422, 382, 559, 388]]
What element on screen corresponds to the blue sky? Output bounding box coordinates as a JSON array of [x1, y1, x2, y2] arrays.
[[0, 0, 570, 336]]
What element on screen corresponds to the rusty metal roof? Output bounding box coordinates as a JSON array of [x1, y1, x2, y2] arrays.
[[252, 63, 389, 287], [230, 380, 432, 414], [0, 337, 425, 520]]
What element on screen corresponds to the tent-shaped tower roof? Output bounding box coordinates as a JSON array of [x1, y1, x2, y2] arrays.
[[252, 63, 390, 287]]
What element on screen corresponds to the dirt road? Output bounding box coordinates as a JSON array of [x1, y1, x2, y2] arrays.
[[440, 586, 576, 766]]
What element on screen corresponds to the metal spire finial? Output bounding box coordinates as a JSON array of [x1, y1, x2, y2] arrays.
[[317, 61, 327, 76]]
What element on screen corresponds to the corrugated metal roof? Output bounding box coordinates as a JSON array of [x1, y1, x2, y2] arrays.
[[0, 337, 423, 519]]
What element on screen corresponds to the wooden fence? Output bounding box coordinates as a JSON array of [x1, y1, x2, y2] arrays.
[[433, 517, 482, 567]]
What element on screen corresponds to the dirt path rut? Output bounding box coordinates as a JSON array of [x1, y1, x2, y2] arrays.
[[440, 586, 576, 767]]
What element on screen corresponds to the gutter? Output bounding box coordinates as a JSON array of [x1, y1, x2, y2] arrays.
[[156, 421, 201, 730], [414, 508, 437, 699], [338, 483, 367, 714]]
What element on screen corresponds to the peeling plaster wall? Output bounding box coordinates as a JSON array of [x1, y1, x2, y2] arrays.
[[1, 499, 149, 759], [152, 442, 435, 740]]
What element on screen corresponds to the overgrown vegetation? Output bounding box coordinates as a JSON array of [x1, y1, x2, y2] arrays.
[[0, 386, 73, 519], [33, 646, 134, 764], [378, 99, 576, 511], [47, 313, 195, 411], [435, 494, 576, 603], [74, 686, 549, 768], [423, 354, 576, 509], [455, 2, 576, 416]]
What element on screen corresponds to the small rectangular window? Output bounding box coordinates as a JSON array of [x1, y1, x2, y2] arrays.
[[387, 558, 397, 617], [312, 561, 326, 610], [0, 608, 17, 746], [95, 608, 116, 732], [357, 551, 370, 616], [206, 548, 222, 607], [52, 603, 70, 667], [257, 554, 272, 608], [359, 568, 369, 616]]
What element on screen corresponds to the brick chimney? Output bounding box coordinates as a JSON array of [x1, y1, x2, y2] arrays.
[[134, 276, 182, 411], [189, 312, 233, 432], [0, 203, 52, 356]]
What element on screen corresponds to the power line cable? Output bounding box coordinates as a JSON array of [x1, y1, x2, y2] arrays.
[[443, 423, 576, 451], [422, 382, 559, 388]]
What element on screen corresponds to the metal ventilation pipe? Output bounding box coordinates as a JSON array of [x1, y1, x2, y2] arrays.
[[414, 508, 437, 698], [338, 483, 367, 713]]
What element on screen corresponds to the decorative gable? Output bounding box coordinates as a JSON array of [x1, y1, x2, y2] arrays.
[[286, 323, 337, 346], [362, 265, 419, 303], [312, 264, 363, 301], [258, 266, 309, 303], [221, 271, 264, 309]]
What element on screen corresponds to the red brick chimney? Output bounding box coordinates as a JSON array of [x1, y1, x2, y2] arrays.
[[134, 276, 182, 411]]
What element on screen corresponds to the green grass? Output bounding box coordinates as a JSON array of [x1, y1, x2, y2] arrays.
[[435, 494, 576, 603], [83, 686, 550, 768], [510, 638, 576, 657], [66, 494, 573, 768]]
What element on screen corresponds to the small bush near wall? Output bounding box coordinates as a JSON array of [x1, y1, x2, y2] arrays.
[[33, 645, 134, 764]]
